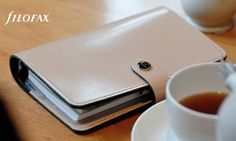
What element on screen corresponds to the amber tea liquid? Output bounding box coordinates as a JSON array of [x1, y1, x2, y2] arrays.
[[179, 92, 228, 115]]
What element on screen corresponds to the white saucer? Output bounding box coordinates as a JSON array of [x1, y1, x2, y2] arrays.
[[131, 100, 179, 141]]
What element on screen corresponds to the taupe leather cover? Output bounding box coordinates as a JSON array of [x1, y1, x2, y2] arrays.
[[10, 7, 226, 131]]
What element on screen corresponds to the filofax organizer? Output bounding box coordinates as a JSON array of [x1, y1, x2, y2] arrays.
[[10, 8, 226, 132]]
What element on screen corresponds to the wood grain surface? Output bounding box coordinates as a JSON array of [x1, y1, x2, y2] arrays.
[[0, 0, 236, 141]]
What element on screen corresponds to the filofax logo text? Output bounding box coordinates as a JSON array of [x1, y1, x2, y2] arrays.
[[4, 11, 50, 25]]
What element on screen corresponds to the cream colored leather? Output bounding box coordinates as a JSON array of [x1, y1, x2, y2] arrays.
[[131, 59, 168, 102], [12, 8, 225, 107], [10, 7, 226, 131]]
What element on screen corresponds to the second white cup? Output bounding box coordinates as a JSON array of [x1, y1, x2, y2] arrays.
[[181, 0, 236, 33]]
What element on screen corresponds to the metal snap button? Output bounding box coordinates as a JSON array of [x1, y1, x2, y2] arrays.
[[137, 61, 151, 71]]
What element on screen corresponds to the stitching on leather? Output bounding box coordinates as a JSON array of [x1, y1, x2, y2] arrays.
[[74, 83, 147, 105], [75, 102, 151, 129], [195, 29, 226, 62]]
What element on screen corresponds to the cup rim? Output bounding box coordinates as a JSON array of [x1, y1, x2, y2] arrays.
[[166, 63, 219, 120]]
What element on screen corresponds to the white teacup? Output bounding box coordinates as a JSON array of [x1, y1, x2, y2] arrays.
[[166, 63, 228, 141], [181, 0, 236, 33]]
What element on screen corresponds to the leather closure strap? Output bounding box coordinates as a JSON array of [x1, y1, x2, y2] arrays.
[[131, 60, 168, 102]]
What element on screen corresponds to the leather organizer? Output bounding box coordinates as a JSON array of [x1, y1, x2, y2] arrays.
[[10, 7, 226, 132]]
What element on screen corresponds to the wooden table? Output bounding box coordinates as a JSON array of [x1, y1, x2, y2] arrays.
[[0, 0, 236, 141]]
